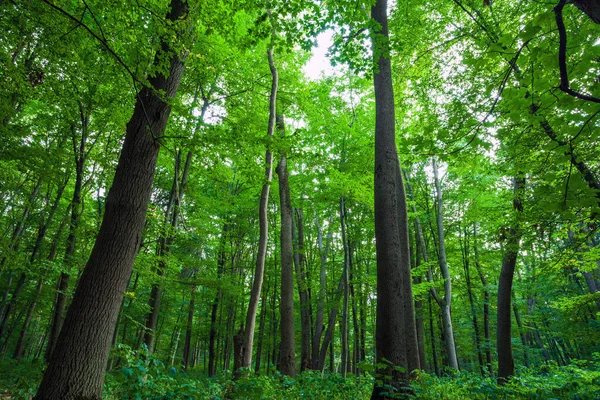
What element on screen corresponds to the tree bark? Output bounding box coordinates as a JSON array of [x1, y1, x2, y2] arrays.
[[34, 1, 189, 397], [240, 44, 278, 374], [432, 158, 459, 371], [497, 176, 525, 384], [370, 1, 420, 396], [276, 115, 296, 378]]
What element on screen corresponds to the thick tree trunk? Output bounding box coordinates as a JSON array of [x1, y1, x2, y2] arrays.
[[370, 1, 420, 397], [34, 1, 188, 398], [276, 116, 296, 377], [496, 177, 525, 384], [240, 45, 278, 374]]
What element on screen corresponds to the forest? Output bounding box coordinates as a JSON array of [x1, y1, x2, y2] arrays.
[[1, 0, 600, 399]]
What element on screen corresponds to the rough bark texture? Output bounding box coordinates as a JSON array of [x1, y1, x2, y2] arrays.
[[573, 0, 600, 24], [34, 1, 188, 398], [240, 45, 277, 373], [371, 2, 420, 396], [276, 136, 296, 377], [497, 177, 525, 384]]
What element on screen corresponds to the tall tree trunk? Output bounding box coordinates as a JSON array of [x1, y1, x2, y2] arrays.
[[370, 2, 420, 397], [34, 1, 189, 397], [432, 158, 459, 371], [276, 115, 296, 378], [497, 176, 525, 384], [240, 44, 278, 374]]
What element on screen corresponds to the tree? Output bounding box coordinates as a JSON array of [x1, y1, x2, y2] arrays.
[[370, 0, 420, 397], [34, 0, 190, 397]]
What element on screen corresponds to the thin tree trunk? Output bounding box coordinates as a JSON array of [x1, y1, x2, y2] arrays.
[[293, 207, 311, 371], [432, 158, 459, 371], [46, 122, 89, 361], [34, 1, 188, 397], [209, 223, 228, 377], [144, 150, 192, 352], [340, 197, 350, 377], [254, 288, 267, 374], [240, 44, 278, 373], [473, 225, 493, 375], [461, 227, 484, 375], [182, 281, 196, 371], [311, 216, 331, 370]]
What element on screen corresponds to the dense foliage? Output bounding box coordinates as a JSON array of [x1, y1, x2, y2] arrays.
[[1, 0, 600, 398]]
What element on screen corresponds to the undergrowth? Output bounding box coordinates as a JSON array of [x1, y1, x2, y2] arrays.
[[1, 349, 599, 399]]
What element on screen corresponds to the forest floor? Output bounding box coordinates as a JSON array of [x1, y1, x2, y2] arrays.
[[1, 357, 600, 399]]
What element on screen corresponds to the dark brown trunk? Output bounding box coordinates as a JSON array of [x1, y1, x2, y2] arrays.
[[497, 177, 525, 384], [34, 1, 188, 397], [370, 1, 420, 396]]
